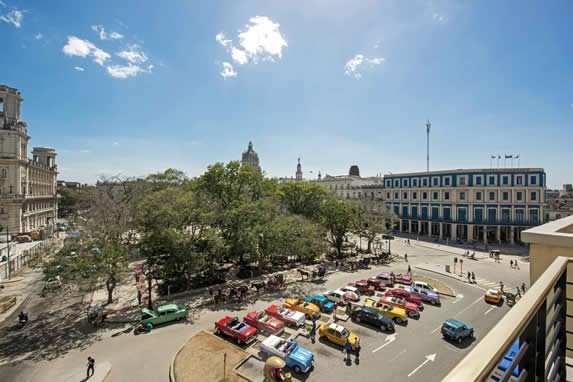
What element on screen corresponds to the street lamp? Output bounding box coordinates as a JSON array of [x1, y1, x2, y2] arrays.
[[0, 224, 10, 279]]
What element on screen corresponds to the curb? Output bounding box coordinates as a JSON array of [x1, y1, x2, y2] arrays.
[[415, 242, 467, 256], [414, 266, 465, 297]]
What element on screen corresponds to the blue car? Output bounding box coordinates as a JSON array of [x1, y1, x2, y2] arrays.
[[441, 318, 474, 343], [260, 336, 314, 374], [304, 295, 336, 313]]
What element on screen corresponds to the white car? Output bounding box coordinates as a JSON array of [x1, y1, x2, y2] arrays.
[[413, 281, 438, 293], [260, 335, 315, 374], [323, 289, 348, 305], [339, 285, 361, 298]]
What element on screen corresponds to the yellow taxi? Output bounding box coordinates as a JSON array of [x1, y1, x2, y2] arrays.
[[484, 289, 503, 304], [283, 299, 321, 320], [364, 298, 408, 325], [318, 322, 360, 350]]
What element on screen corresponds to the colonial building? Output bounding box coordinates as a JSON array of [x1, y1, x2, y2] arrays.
[[314, 165, 383, 200], [545, 184, 573, 222], [0, 85, 58, 235], [241, 141, 261, 172], [384, 168, 546, 244]]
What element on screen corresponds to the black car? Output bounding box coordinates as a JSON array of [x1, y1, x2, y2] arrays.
[[351, 306, 395, 332]]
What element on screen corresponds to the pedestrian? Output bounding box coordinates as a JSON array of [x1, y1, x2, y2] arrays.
[[407, 265, 412, 276], [467, 272, 471, 283], [309, 321, 317, 343], [86, 356, 95, 378], [137, 289, 142, 305], [510, 260, 514, 269], [500, 281, 504, 293], [515, 261, 520, 270], [471, 272, 476, 284], [335, 260, 339, 269], [405, 253, 408, 262], [354, 338, 361, 364], [333, 309, 338, 323], [344, 338, 352, 363], [521, 282, 527, 293]]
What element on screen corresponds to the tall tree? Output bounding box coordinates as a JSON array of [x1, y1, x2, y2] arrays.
[[278, 182, 330, 220], [320, 199, 358, 258], [357, 200, 399, 253]]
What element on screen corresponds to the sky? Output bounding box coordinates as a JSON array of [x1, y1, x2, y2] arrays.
[[1, 0, 572, 188]]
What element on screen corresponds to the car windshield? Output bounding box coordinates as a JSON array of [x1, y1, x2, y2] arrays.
[[341, 328, 350, 337]]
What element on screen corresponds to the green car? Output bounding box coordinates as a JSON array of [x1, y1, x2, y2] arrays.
[[140, 304, 188, 326]]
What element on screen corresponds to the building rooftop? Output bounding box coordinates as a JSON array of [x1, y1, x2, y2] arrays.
[[384, 168, 545, 177]]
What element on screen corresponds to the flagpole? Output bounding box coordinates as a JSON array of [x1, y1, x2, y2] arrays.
[[497, 155, 500, 169]]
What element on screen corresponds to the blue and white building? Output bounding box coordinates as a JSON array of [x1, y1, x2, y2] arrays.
[[383, 168, 546, 244]]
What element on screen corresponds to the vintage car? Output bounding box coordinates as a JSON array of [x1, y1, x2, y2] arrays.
[[484, 288, 503, 304], [283, 299, 321, 320], [379, 296, 420, 318], [323, 289, 350, 306], [318, 322, 360, 350], [441, 318, 474, 343], [244, 311, 285, 335], [338, 286, 361, 302], [385, 288, 424, 309], [347, 280, 376, 296], [395, 274, 413, 285], [265, 305, 306, 327], [304, 295, 336, 313], [405, 286, 441, 306], [413, 281, 438, 293], [364, 298, 408, 325], [260, 336, 315, 374], [140, 304, 188, 326], [215, 316, 258, 345], [367, 277, 387, 291], [351, 306, 395, 332], [376, 272, 395, 287]]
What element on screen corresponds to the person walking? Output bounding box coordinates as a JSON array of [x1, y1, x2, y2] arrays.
[[86, 357, 95, 378], [309, 320, 317, 344], [521, 282, 527, 293], [407, 265, 412, 276], [467, 272, 471, 283], [333, 309, 338, 323], [404, 253, 408, 262], [354, 338, 361, 364], [344, 338, 352, 363], [137, 289, 142, 305], [499, 281, 505, 293], [471, 272, 476, 284], [510, 260, 513, 269]]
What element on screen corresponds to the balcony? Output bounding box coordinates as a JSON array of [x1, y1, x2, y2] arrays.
[[443, 216, 573, 382]]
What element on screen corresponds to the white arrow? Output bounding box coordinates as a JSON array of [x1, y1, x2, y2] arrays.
[[372, 333, 397, 353], [408, 353, 437, 377], [452, 294, 465, 304]]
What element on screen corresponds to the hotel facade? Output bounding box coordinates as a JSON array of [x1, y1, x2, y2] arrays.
[[383, 168, 546, 244]]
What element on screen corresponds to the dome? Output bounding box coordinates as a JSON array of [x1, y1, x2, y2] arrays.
[[349, 165, 360, 177]]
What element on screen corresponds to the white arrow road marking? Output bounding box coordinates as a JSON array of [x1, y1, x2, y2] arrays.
[[408, 353, 437, 377], [452, 294, 465, 304], [372, 333, 397, 353], [484, 306, 497, 315]]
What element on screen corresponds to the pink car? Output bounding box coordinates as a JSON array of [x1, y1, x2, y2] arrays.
[[379, 296, 420, 318], [395, 274, 413, 285]]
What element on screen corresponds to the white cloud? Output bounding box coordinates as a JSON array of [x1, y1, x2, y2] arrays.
[[215, 32, 231, 47], [74, 66, 85, 72], [106, 63, 153, 79], [433, 13, 446, 23], [79, 149, 90, 153], [0, 9, 23, 28], [231, 47, 248, 65], [91, 25, 124, 40], [112, 141, 119, 146], [34, 33, 43, 40], [344, 54, 384, 79], [116, 44, 148, 64], [220, 62, 237, 79], [62, 36, 111, 66], [236, 16, 287, 63]]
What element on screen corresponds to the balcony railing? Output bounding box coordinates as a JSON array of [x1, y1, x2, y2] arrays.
[[443, 256, 568, 382]]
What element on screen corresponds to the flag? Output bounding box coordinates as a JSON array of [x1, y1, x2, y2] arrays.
[[490, 155, 496, 159], [498, 155, 501, 159], [505, 154, 513, 159], [515, 154, 520, 158]]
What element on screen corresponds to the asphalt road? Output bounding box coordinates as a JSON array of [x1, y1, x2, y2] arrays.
[[0, 239, 525, 382]]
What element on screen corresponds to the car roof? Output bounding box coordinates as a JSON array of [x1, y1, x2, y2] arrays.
[[487, 289, 499, 294], [157, 304, 179, 312], [142, 308, 155, 315], [313, 295, 327, 301], [444, 318, 471, 328], [262, 335, 283, 348], [326, 322, 346, 332]]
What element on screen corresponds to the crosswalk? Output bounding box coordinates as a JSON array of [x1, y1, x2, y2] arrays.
[[473, 277, 519, 294]]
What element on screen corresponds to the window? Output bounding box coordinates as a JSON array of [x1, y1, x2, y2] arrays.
[[335, 184, 338, 190], [403, 192, 408, 199], [346, 192, 350, 198], [489, 176, 495, 185], [413, 191, 418, 200], [501, 209, 510, 223], [422, 207, 428, 219], [444, 177, 450, 186], [458, 176, 466, 186], [394, 180, 399, 187], [0, 169, 5, 178], [516, 191, 523, 201], [386, 192, 390, 199], [530, 176, 537, 185], [413, 179, 418, 187], [431, 207, 439, 219], [459, 191, 465, 201], [502, 176, 509, 185], [474, 208, 483, 222], [458, 208, 467, 222], [433, 178, 439, 186], [516, 209, 524, 223], [394, 192, 399, 199], [394, 206, 400, 215], [444, 208, 451, 221], [503, 191, 509, 201], [489, 191, 496, 201], [475, 191, 482, 201], [404, 179, 409, 187], [531, 191, 537, 201], [433, 191, 438, 200], [411, 206, 418, 218], [488, 209, 497, 223], [529, 210, 539, 224], [475, 176, 482, 185], [516, 176, 523, 185], [422, 191, 428, 200], [422, 178, 428, 187], [444, 191, 450, 200], [402, 206, 408, 217]]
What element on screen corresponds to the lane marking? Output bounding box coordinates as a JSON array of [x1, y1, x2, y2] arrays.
[[408, 353, 437, 378], [372, 333, 397, 353], [452, 294, 465, 304], [484, 306, 497, 315], [454, 297, 483, 318], [431, 325, 441, 334], [388, 349, 407, 362]]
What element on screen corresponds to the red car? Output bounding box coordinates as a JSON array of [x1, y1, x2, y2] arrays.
[[395, 274, 413, 285], [215, 316, 258, 345], [385, 288, 424, 309], [367, 277, 387, 291], [348, 280, 376, 296], [265, 305, 306, 327], [379, 296, 420, 318], [244, 311, 285, 335]]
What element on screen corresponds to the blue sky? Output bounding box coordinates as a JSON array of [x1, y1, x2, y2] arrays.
[[1, 0, 572, 187]]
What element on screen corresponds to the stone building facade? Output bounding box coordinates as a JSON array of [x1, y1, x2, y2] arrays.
[[545, 184, 573, 222], [0, 85, 58, 236], [241, 141, 261, 172]]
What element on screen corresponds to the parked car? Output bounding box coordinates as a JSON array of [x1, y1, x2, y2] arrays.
[[243, 311, 285, 335], [405, 286, 441, 306], [304, 295, 336, 313], [338, 286, 361, 302], [413, 281, 438, 293], [260, 336, 314, 374], [140, 304, 188, 326], [265, 305, 306, 327], [215, 316, 258, 345], [385, 288, 424, 309], [441, 318, 474, 343], [44, 276, 62, 291], [347, 280, 376, 296], [318, 322, 360, 350], [379, 296, 420, 318], [323, 289, 350, 306], [394, 274, 413, 285], [364, 298, 408, 324], [377, 272, 395, 287], [351, 306, 395, 332], [283, 299, 321, 320], [367, 277, 387, 291], [484, 288, 503, 304]]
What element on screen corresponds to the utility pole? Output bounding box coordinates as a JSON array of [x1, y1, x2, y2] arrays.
[[426, 121, 431, 172]]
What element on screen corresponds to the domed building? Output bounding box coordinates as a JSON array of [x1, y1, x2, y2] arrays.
[[241, 141, 261, 172]]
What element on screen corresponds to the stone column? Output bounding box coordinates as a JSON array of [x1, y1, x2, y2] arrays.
[[408, 220, 412, 234], [451, 224, 457, 240], [439, 223, 443, 239], [467, 224, 474, 242], [483, 225, 488, 244], [418, 221, 422, 235], [496, 226, 501, 244], [510, 226, 515, 244]]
